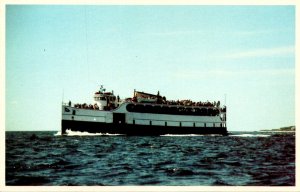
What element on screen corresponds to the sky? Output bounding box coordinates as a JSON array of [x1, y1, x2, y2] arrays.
[[5, 5, 295, 131]]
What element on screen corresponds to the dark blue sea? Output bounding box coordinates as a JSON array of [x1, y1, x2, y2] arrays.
[[6, 131, 295, 186]]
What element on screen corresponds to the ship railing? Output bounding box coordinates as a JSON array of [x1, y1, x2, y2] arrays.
[[125, 101, 225, 110], [62, 102, 69, 106]]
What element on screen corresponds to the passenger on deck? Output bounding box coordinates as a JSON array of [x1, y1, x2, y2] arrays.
[[94, 103, 99, 110]]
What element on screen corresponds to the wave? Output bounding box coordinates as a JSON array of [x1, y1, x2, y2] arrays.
[[54, 131, 61, 136], [54, 131, 270, 137], [160, 134, 222, 137], [65, 130, 125, 136]]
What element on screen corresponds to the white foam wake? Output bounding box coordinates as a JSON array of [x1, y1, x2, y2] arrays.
[[65, 130, 124, 136], [54, 131, 61, 136], [54, 130, 124, 136], [160, 134, 222, 137], [230, 134, 270, 137]]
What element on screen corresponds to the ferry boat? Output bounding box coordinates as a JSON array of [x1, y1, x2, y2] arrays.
[[61, 86, 228, 136]]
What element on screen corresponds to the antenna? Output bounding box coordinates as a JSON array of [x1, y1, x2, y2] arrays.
[[224, 94, 227, 106], [62, 88, 64, 105]]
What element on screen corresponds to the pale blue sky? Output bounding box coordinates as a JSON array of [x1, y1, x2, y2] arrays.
[[6, 5, 295, 131]]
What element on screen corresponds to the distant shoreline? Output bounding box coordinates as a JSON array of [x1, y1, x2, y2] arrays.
[[260, 125, 295, 133], [259, 130, 295, 133]]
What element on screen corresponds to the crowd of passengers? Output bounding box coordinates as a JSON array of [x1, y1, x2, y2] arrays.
[[71, 101, 117, 110], [129, 96, 222, 108], [164, 99, 220, 107], [72, 102, 100, 110], [68, 98, 226, 112]]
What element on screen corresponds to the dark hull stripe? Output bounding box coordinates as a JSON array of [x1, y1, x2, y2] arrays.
[[62, 120, 228, 136]]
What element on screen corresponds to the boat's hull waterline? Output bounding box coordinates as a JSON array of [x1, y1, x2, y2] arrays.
[[62, 120, 227, 136]]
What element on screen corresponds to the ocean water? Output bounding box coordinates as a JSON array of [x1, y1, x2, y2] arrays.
[[6, 131, 295, 186]]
